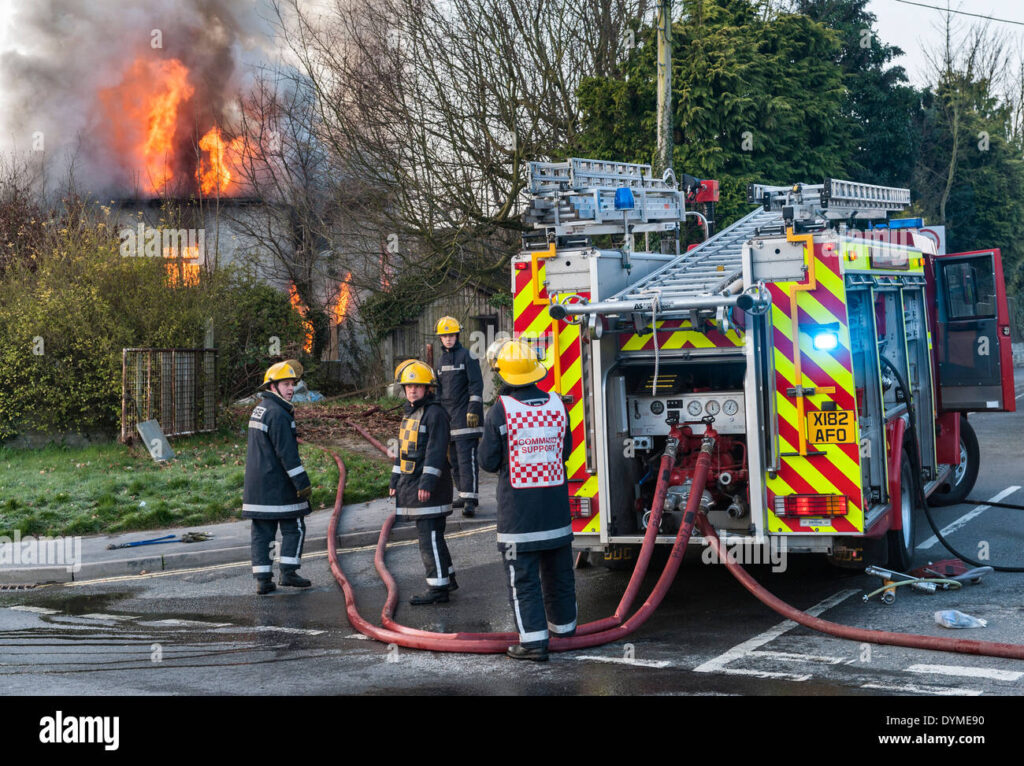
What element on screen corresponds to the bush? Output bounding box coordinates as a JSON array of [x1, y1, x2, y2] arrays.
[[0, 200, 310, 440]]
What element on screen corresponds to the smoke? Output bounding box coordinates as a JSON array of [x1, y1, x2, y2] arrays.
[[0, 0, 279, 197]]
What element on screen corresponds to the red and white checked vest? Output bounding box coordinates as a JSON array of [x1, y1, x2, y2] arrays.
[[501, 393, 567, 489]]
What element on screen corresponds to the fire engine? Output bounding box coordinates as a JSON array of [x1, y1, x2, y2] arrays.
[[512, 157, 1015, 570]]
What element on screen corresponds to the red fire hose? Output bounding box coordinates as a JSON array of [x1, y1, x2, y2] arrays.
[[695, 513, 1024, 660], [319, 430, 714, 652], [317, 420, 1024, 661]]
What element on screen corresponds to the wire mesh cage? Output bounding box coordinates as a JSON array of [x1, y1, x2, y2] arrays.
[[121, 349, 218, 443]]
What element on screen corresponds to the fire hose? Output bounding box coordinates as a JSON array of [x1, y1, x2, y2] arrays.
[[313, 418, 1024, 660], [317, 426, 712, 652]]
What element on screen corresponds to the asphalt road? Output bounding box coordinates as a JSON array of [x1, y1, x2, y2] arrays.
[[1, 376, 1023, 696]]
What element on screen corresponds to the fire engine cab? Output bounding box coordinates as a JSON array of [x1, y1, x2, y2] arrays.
[[512, 158, 1014, 569]]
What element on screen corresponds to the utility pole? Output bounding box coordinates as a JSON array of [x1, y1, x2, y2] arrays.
[[655, 0, 673, 177]]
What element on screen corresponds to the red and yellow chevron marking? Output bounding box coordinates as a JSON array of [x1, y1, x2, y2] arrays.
[[513, 257, 599, 535], [765, 239, 864, 534], [619, 318, 743, 351]]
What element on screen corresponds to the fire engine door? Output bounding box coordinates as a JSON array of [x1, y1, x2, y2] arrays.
[[933, 249, 1015, 411]]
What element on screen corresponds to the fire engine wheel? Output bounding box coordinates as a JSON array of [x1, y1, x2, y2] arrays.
[[887, 452, 917, 572], [928, 418, 980, 507]]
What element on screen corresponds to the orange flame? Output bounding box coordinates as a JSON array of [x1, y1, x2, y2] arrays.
[[163, 245, 201, 287], [288, 283, 315, 353], [197, 126, 244, 196], [331, 273, 354, 324], [100, 58, 194, 195]]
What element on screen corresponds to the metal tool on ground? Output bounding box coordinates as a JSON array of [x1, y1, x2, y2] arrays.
[[106, 532, 213, 550], [862, 565, 962, 604]]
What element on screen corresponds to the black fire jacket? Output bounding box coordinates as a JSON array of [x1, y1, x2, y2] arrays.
[[243, 391, 312, 520]]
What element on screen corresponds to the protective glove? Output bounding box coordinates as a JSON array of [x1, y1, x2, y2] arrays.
[[466, 413, 480, 428], [296, 486, 312, 500]]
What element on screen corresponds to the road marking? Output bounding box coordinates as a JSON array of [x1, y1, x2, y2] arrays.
[[693, 588, 858, 682], [862, 682, 983, 696], [220, 625, 326, 636], [138, 619, 233, 628], [60, 525, 497, 586], [918, 486, 1020, 549], [748, 650, 845, 665], [576, 655, 672, 669], [906, 664, 1023, 682], [1016, 391, 1024, 400], [344, 633, 372, 640], [78, 613, 139, 621], [8, 605, 59, 615]]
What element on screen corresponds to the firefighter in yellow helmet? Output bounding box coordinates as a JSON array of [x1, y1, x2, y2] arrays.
[[480, 339, 576, 661], [244, 360, 313, 595], [389, 360, 458, 604], [434, 316, 485, 517]]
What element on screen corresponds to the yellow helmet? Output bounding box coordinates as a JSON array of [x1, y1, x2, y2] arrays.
[[262, 360, 303, 389], [396, 360, 437, 386], [435, 316, 461, 335], [494, 340, 546, 386], [394, 358, 418, 380]]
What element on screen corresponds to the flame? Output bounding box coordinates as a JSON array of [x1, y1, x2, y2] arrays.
[[163, 245, 201, 287], [331, 273, 354, 324], [288, 283, 315, 353], [197, 126, 244, 196], [100, 58, 194, 195]]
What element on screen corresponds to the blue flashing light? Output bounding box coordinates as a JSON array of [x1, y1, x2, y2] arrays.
[[614, 187, 635, 210], [888, 217, 923, 230], [812, 330, 839, 352]]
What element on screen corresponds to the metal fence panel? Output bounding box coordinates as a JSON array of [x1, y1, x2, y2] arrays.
[[121, 349, 218, 443]]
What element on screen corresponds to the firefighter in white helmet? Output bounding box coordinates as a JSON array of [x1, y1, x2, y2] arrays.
[[434, 316, 484, 517], [389, 360, 458, 605], [480, 339, 577, 661], [243, 360, 313, 595]]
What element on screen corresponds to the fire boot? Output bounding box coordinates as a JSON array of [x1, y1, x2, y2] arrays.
[[506, 644, 549, 662], [452, 497, 466, 509], [462, 501, 477, 518], [256, 578, 276, 595], [409, 588, 449, 605], [447, 575, 459, 592], [280, 570, 311, 588]]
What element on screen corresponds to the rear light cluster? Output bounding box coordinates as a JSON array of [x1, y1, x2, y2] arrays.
[[570, 496, 594, 519], [775, 494, 847, 518]]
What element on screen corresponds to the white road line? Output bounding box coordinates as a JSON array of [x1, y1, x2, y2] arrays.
[[918, 486, 1020, 549], [78, 613, 139, 621], [748, 650, 845, 665], [138, 619, 233, 628], [862, 682, 983, 696], [576, 656, 672, 669], [219, 625, 326, 636], [8, 605, 60, 614], [693, 588, 859, 682], [906, 664, 1023, 682], [1015, 391, 1024, 401], [344, 633, 372, 640]]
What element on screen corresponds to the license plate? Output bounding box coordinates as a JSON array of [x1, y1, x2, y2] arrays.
[[806, 409, 856, 444]]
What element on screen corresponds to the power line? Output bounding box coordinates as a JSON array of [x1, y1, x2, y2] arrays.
[[891, 0, 1024, 28]]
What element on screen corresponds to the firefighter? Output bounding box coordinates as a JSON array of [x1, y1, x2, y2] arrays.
[[243, 360, 313, 595], [480, 339, 577, 661], [434, 316, 484, 518], [389, 360, 458, 605]]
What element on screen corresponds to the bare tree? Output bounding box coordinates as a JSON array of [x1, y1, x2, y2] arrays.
[[272, 0, 652, 294]]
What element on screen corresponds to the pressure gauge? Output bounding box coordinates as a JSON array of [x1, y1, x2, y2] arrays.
[[705, 400, 720, 416], [650, 400, 665, 415], [723, 399, 739, 416], [687, 400, 703, 416]]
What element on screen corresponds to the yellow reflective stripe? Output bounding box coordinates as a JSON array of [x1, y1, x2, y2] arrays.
[[580, 514, 601, 534], [566, 443, 587, 476], [568, 400, 584, 430], [776, 396, 861, 486], [577, 476, 599, 497]]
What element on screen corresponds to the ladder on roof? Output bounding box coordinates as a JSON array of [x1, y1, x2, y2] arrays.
[[525, 157, 685, 237], [548, 206, 780, 321], [747, 178, 911, 222]]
